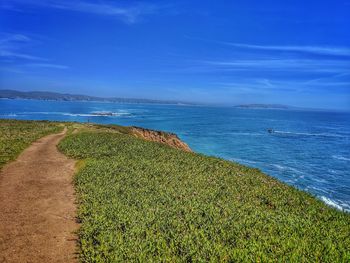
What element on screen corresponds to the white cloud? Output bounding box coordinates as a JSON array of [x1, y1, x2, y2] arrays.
[[187, 37, 350, 57], [0, 33, 46, 61], [219, 42, 350, 57], [0, 50, 45, 61], [198, 59, 349, 73], [215, 76, 350, 94], [0, 34, 31, 44], [26, 63, 69, 69], [0, 33, 68, 70], [4, 0, 159, 24]]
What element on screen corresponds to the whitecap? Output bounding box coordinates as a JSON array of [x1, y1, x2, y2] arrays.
[[18, 111, 132, 117], [321, 196, 344, 211], [0, 113, 17, 117], [21, 112, 95, 117], [90, 111, 131, 117], [21, 111, 67, 115], [332, 155, 350, 161], [272, 164, 285, 170], [62, 113, 99, 117], [271, 164, 304, 174]]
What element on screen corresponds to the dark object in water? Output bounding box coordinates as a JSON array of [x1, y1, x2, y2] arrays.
[[267, 128, 274, 134], [92, 111, 114, 116]]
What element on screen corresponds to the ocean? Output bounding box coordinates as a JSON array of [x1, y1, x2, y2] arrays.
[[1, 99, 349, 212]]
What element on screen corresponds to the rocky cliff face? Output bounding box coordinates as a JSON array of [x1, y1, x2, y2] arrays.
[[131, 126, 192, 152]]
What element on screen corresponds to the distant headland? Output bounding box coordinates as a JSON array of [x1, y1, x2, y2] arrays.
[[0, 89, 195, 106], [233, 104, 340, 112], [1, 90, 339, 112], [234, 104, 294, 109]]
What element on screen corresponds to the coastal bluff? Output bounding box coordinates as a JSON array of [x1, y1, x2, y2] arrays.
[[131, 126, 192, 152]]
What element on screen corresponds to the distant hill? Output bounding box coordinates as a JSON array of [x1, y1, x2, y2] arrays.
[[234, 104, 294, 109], [0, 89, 194, 105]]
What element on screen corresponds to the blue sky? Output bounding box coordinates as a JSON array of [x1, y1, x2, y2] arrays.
[[0, 0, 349, 109]]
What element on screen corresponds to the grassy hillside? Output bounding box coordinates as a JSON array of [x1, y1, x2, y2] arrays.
[[0, 119, 62, 168], [58, 129, 350, 262]]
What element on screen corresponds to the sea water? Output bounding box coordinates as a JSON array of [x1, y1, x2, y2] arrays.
[[1, 99, 349, 211]]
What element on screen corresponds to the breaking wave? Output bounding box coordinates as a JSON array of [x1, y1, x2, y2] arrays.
[[320, 196, 345, 211], [0, 113, 17, 117], [13, 111, 132, 117]]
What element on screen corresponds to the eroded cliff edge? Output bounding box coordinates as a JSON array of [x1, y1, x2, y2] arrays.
[[131, 126, 192, 152]]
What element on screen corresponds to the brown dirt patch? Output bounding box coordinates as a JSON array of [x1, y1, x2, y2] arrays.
[[131, 126, 192, 152], [0, 128, 78, 263]]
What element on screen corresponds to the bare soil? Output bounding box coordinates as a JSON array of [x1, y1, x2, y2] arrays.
[[0, 128, 78, 263], [131, 126, 192, 152]]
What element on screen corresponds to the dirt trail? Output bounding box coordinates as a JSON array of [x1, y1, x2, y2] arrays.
[[0, 128, 78, 263]]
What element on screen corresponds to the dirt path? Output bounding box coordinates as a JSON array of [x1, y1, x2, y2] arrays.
[[0, 128, 78, 263]]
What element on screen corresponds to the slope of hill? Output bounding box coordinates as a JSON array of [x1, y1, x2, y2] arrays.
[[58, 123, 350, 262], [1, 119, 349, 262]]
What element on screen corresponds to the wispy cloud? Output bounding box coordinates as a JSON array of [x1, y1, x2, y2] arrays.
[[26, 63, 69, 69], [197, 59, 349, 73], [300, 73, 350, 90], [0, 33, 46, 61], [214, 75, 350, 94], [0, 50, 45, 61], [0, 34, 31, 44], [4, 0, 160, 24], [224, 42, 350, 57], [187, 37, 350, 57], [213, 79, 297, 93], [0, 33, 68, 70]]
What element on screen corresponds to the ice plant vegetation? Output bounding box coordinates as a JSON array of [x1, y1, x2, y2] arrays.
[[0, 119, 62, 168], [58, 127, 350, 262]]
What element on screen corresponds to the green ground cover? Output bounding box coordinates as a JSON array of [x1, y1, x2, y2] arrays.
[[58, 129, 350, 262], [0, 119, 62, 168]]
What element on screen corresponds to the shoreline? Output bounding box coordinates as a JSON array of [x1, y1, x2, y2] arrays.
[[1, 118, 349, 213], [1, 119, 349, 261]]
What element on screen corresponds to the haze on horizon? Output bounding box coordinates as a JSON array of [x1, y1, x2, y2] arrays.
[[0, 0, 349, 110]]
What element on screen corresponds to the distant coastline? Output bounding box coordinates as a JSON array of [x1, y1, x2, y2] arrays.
[[0, 89, 196, 106], [234, 103, 293, 109], [233, 103, 348, 113], [1, 90, 347, 112]]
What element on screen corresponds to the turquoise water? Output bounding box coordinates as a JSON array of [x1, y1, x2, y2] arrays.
[[1, 99, 350, 211]]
